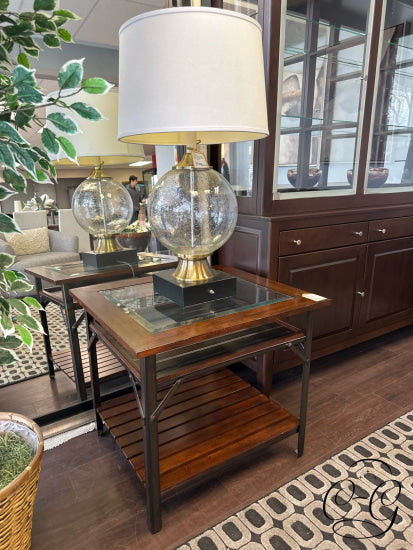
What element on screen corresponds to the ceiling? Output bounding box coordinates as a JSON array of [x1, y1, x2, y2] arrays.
[[11, 0, 170, 50]]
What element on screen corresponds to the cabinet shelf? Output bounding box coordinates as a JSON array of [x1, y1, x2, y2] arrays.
[[281, 114, 358, 132]]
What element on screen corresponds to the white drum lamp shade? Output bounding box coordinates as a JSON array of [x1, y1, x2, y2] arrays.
[[118, 7, 268, 146], [48, 90, 145, 165]]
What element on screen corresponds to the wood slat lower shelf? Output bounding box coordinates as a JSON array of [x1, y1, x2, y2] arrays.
[[52, 342, 125, 386], [98, 368, 299, 494]]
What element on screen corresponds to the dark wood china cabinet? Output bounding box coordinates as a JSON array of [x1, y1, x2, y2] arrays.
[[218, 0, 413, 373]]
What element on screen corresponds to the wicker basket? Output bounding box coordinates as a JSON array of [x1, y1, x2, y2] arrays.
[[0, 412, 44, 550]]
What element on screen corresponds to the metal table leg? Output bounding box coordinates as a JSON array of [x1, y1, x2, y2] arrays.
[[62, 283, 87, 400], [297, 310, 313, 457], [140, 355, 162, 534], [87, 314, 103, 435], [35, 277, 55, 379]]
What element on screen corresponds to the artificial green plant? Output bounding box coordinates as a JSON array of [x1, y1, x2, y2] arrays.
[[0, 0, 112, 364]]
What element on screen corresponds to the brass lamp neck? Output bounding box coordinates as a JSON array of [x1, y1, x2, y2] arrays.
[[90, 162, 109, 178]]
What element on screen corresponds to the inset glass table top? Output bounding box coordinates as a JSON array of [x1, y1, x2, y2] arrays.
[[100, 278, 292, 333], [46, 253, 173, 277]]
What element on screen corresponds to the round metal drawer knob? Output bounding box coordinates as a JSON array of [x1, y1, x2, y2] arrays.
[[377, 228, 387, 234], [356, 291, 365, 297], [354, 231, 363, 236], [293, 239, 302, 246]]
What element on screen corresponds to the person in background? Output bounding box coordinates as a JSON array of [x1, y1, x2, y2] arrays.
[[126, 174, 146, 223], [221, 158, 230, 182]]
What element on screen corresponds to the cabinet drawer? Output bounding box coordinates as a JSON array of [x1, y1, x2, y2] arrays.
[[279, 223, 368, 255], [368, 217, 413, 241]]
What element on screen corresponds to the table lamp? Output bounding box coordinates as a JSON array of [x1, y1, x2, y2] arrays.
[[118, 7, 268, 305], [48, 90, 146, 268]]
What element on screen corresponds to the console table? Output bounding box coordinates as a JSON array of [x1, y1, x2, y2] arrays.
[[70, 266, 329, 533], [25, 253, 177, 400]]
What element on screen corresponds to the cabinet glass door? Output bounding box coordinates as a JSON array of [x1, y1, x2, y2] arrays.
[[219, 0, 259, 197], [274, 0, 372, 196], [367, 0, 413, 192]]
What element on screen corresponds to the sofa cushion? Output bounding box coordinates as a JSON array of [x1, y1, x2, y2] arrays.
[[5, 227, 50, 255]]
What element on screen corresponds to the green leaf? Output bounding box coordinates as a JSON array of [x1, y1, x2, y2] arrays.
[[0, 335, 23, 349], [41, 127, 59, 155], [0, 120, 29, 144], [70, 102, 101, 121], [0, 296, 10, 313], [0, 348, 18, 365], [38, 158, 49, 171], [49, 162, 56, 178], [15, 313, 43, 333], [0, 1, 10, 10], [57, 28, 72, 42], [0, 142, 15, 170], [3, 169, 26, 192], [0, 44, 9, 62], [32, 146, 48, 159], [43, 33, 60, 48], [4, 270, 18, 283], [53, 16, 68, 28], [15, 104, 35, 127], [34, 0, 56, 10], [19, 12, 35, 21], [34, 168, 51, 183], [9, 143, 36, 177], [34, 13, 57, 31], [13, 64, 36, 88], [47, 112, 80, 134], [17, 52, 30, 68], [16, 36, 39, 50], [58, 58, 83, 89], [8, 298, 29, 315], [17, 85, 44, 104], [10, 280, 33, 293], [0, 186, 16, 201], [16, 325, 32, 350], [1, 310, 14, 334], [11, 270, 25, 280], [81, 78, 113, 95], [4, 20, 34, 37], [57, 136, 77, 162], [23, 296, 42, 310], [0, 252, 15, 270], [53, 9, 77, 19], [23, 47, 39, 59]]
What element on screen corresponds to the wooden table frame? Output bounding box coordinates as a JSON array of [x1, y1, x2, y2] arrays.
[[25, 254, 177, 400], [70, 266, 330, 533]]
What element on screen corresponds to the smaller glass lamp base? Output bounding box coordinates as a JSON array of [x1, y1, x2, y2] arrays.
[[81, 248, 137, 269], [153, 268, 237, 307]]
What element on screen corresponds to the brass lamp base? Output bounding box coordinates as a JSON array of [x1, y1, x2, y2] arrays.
[[94, 235, 124, 253], [173, 256, 214, 282]]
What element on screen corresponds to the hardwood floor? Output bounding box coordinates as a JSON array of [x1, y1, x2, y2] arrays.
[[21, 325, 413, 549]]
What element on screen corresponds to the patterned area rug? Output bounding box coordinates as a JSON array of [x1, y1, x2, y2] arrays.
[[0, 303, 86, 387], [176, 410, 413, 550]]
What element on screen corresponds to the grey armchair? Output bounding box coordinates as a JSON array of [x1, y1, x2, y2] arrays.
[[0, 229, 80, 285]]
